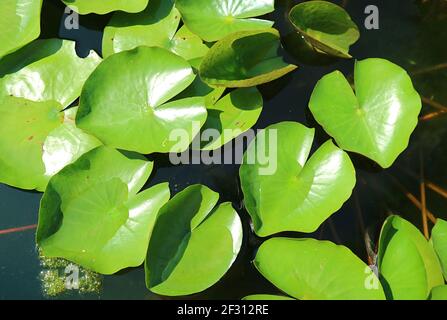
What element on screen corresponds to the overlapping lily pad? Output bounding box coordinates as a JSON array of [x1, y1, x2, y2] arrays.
[[431, 218, 447, 280], [378, 215, 444, 300], [0, 39, 101, 108], [429, 285, 447, 300], [61, 0, 149, 15], [309, 58, 422, 168], [0, 0, 42, 58], [76, 46, 208, 154], [0, 97, 101, 191], [199, 28, 297, 88], [175, 0, 275, 42], [240, 122, 356, 237], [37, 146, 170, 275], [145, 184, 242, 296], [289, 1, 360, 58], [254, 238, 386, 300]]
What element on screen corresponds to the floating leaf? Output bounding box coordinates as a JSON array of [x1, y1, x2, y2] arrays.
[[37, 146, 170, 275], [77, 46, 207, 154], [145, 184, 242, 296], [0, 39, 101, 108], [429, 285, 447, 300], [199, 29, 297, 88], [175, 0, 275, 42], [240, 122, 356, 236], [309, 58, 422, 168], [0, 0, 42, 58], [0, 97, 101, 191], [254, 238, 385, 300], [289, 1, 360, 58], [431, 218, 447, 280], [378, 215, 444, 300], [243, 294, 294, 300], [61, 0, 149, 15]]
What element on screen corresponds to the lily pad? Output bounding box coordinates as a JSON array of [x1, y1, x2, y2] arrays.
[[199, 28, 297, 88], [289, 1, 360, 58], [431, 218, 447, 280], [378, 215, 444, 300], [254, 238, 385, 300], [0, 97, 101, 191], [429, 285, 447, 300], [0, 0, 42, 58], [0, 39, 101, 108], [145, 184, 242, 296], [242, 294, 294, 300], [240, 122, 356, 237], [175, 0, 275, 42], [77, 46, 208, 154], [199, 88, 263, 150], [309, 58, 422, 168], [61, 0, 149, 15], [37, 146, 170, 275]]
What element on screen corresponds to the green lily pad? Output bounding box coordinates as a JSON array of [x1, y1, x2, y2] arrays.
[[76, 46, 208, 154], [0, 0, 42, 58], [289, 1, 360, 58], [0, 97, 101, 191], [431, 218, 447, 280], [0, 39, 101, 108], [242, 294, 294, 300], [378, 215, 444, 300], [145, 184, 242, 296], [309, 58, 422, 168], [240, 122, 356, 237], [429, 285, 447, 300], [199, 88, 263, 150], [175, 0, 275, 42], [37, 146, 170, 275], [61, 0, 149, 15], [254, 238, 385, 300], [199, 28, 297, 88]]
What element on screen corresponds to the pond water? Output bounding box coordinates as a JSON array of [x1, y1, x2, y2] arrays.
[[1, 0, 447, 299]]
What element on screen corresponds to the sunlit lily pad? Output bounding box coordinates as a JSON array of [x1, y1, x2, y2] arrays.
[[199, 29, 297, 88], [378, 215, 444, 299], [61, 0, 149, 15], [0, 39, 101, 108], [175, 0, 275, 42], [254, 238, 385, 300], [145, 184, 242, 296], [37, 146, 170, 274], [243, 294, 294, 300], [240, 122, 356, 237], [309, 58, 422, 168], [429, 285, 447, 300], [431, 218, 447, 280], [0, 0, 42, 58], [0, 97, 101, 191], [289, 1, 360, 58], [77, 46, 207, 154]]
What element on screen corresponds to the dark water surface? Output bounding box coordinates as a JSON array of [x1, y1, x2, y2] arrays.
[[1, 0, 447, 299]]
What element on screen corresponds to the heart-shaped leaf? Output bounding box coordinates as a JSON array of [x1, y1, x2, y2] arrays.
[[76, 46, 208, 154], [37, 146, 169, 275], [175, 0, 275, 42], [431, 218, 447, 280], [0, 39, 101, 108], [0, 0, 42, 58], [429, 285, 447, 300], [378, 215, 444, 300], [240, 122, 356, 237], [0, 97, 101, 191], [289, 1, 360, 58], [254, 238, 386, 300], [243, 295, 294, 300], [61, 0, 149, 15], [199, 28, 297, 88], [145, 184, 242, 296], [309, 58, 422, 168]]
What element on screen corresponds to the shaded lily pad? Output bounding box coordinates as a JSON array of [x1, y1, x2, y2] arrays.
[[309, 58, 422, 168], [0, 39, 101, 108], [145, 184, 242, 296], [175, 0, 275, 42], [243, 294, 294, 300], [62, 0, 149, 15], [77, 46, 208, 154], [240, 122, 356, 237], [289, 1, 360, 58], [378, 215, 444, 300], [199, 29, 297, 88], [37, 146, 170, 274], [431, 218, 447, 280], [429, 285, 447, 300], [0, 97, 101, 191], [254, 238, 385, 300], [0, 0, 42, 58]]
